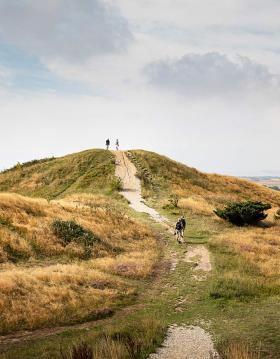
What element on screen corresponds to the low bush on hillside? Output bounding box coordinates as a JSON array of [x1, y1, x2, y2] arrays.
[[110, 177, 123, 192], [52, 220, 102, 259], [52, 220, 101, 247], [214, 201, 271, 226], [275, 208, 280, 220]]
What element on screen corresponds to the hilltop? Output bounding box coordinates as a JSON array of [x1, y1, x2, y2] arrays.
[[1, 148, 279, 207]]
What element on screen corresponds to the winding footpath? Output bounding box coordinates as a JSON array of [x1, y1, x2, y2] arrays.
[[115, 151, 219, 359]]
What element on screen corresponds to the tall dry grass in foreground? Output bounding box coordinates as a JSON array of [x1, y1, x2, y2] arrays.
[[220, 341, 261, 359], [59, 318, 163, 359], [0, 193, 159, 334]]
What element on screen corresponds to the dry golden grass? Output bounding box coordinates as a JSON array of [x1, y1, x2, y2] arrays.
[[130, 150, 280, 207], [0, 192, 155, 262], [0, 193, 159, 334], [0, 149, 116, 199], [212, 215, 280, 278], [60, 318, 163, 359], [178, 196, 214, 216], [220, 341, 261, 359], [0, 264, 131, 334], [90, 247, 158, 279]]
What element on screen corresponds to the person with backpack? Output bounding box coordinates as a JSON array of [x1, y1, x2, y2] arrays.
[[180, 216, 186, 237], [116, 139, 119, 150], [174, 218, 184, 243], [106, 139, 110, 150]]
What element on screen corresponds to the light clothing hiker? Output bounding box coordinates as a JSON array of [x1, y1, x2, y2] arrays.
[[116, 139, 119, 151], [106, 139, 110, 150]]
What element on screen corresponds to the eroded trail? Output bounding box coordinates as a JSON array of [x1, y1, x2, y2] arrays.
[[115, 151, 218, 359], [114, 151, 167, 223]]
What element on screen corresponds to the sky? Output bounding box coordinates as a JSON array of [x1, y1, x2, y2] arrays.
[[0, 0, 279, 176]]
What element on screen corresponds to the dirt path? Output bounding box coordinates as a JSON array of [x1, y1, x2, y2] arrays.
[[114, 151, 218, 359], [184, 245, 212, 281], [114, 151, 168, 223], [0, 304, 143, 350]]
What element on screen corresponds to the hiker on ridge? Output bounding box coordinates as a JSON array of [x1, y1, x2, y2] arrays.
[[116, 139, 119, 151], [106, 139, 110, 150]]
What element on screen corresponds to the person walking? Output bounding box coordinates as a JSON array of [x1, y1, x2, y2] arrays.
[[106, 139, 110, 150], [180, 216, 186, 237], [174, 218, 184, 243], [116, 139, 119, 151]]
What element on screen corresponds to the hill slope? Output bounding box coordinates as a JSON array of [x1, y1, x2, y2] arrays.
[[2, 149, 279, 208], [1, 149, 280, 358], [0, 192, 158, 334], [0, 149, 117, 199], [128, 150, 280, 208]]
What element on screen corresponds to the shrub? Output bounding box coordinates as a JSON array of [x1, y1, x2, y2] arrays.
[[110, 177, 123, 192], [163, 194, 180, 210], [214, 201, 271, 226], [52, 220, 101, 247], [275, 208, 280, 220]]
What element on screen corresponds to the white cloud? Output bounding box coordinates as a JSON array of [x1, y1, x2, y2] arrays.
[[116, 0, 280, 29], [0, 1, 279, 176], [0, 0, 132, 62], [144, 52, 280, 99]]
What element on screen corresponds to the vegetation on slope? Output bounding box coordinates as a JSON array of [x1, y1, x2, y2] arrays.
[[128, 150, 280, 208], [214, 200, 272, 226], [0, 193, 159, 334], [1, 149, 280, 359], [0, 149, 118, 199]]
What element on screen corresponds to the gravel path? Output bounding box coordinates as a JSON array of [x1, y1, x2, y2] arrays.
[[148, 325, 219, 359]]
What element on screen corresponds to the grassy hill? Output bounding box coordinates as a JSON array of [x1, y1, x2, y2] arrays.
[[2, 148, 279, 207], [0, 149, 118, 199], [1, 149, 280, 359], [128, 150, 280, 210]]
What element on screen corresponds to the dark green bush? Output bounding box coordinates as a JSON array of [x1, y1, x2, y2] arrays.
[[214, 201, 271, 226], [110, 177, 123, 192], [52, 220, 101, 247]]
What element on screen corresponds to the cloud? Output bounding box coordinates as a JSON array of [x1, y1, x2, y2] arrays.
[[0, 0, 132, 62], [144, 52, 280, 98], [117, 0, 280, 30]]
